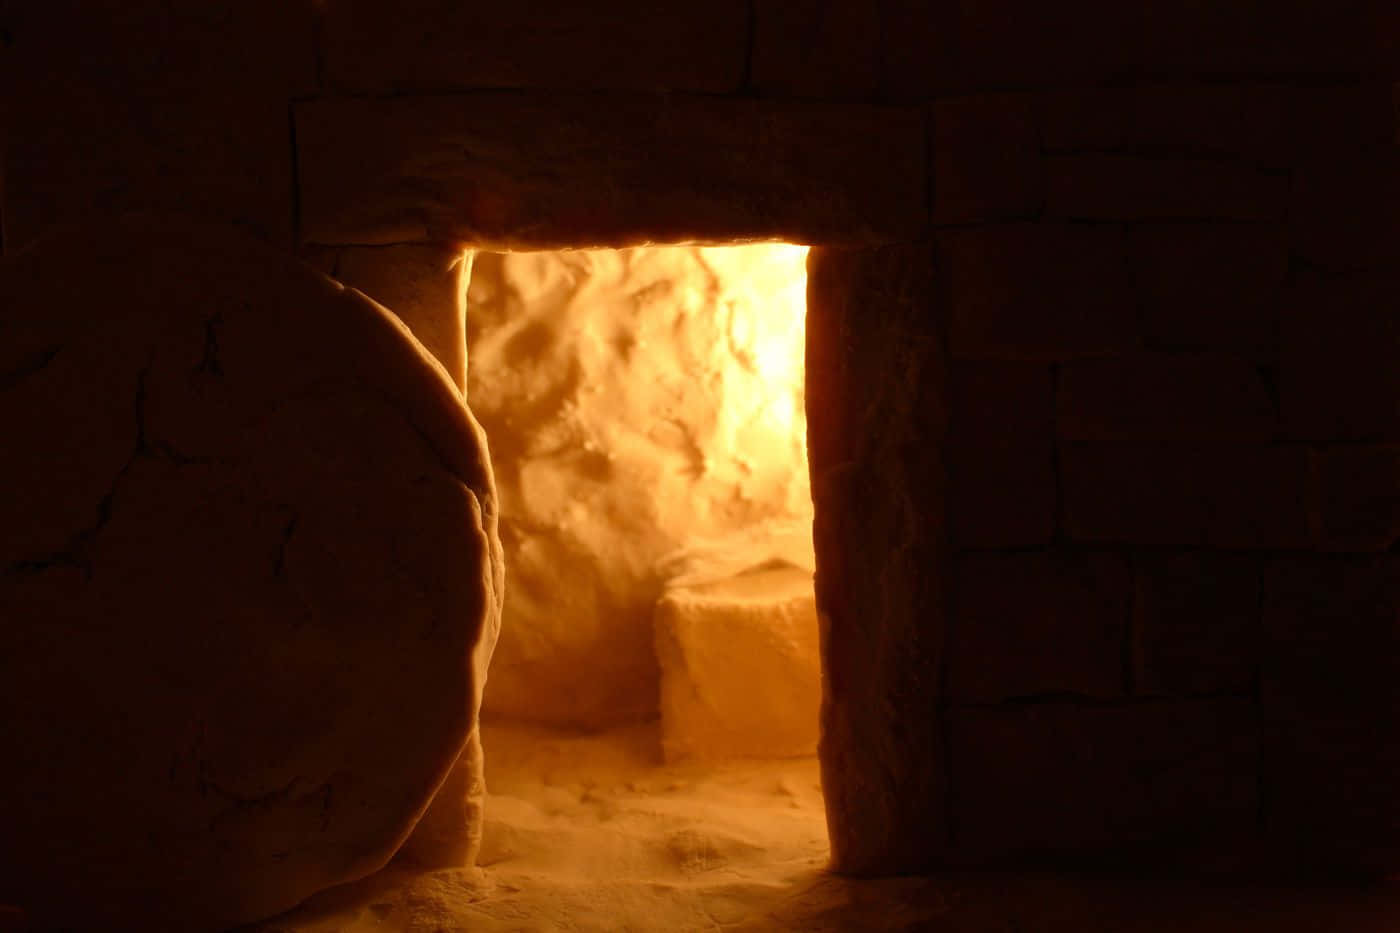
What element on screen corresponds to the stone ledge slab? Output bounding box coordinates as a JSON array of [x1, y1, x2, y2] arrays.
[[296, 95, 927, 248]]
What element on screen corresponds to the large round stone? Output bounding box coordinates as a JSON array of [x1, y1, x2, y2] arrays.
[[0, 217, 502, 930]]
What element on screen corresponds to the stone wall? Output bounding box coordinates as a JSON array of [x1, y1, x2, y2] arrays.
[[4, 0, 1398, 878], [800, 25, 1400, 874]]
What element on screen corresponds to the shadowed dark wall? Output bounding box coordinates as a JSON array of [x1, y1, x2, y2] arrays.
[[4, 0, 1398, 878]]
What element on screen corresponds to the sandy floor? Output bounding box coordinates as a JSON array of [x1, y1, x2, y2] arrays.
[[251, 721, 832, 932], [249, 722, 1400, 933]]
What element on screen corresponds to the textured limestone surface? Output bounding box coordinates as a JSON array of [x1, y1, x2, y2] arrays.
[[0, 218, 502, 931], [466, 245, 812, 728], [655, 564, 821, 763], [806, 244, 949, 875]]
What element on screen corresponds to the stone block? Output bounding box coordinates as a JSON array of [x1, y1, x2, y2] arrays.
[[654, 567, 821, 763], [946, 552, 1129, 702], [940, 224, 1137, 360], [1046, 155, 1288, 222], [932, 94, 1043, 224], [894, 0, 1398, 92], [1263, 557, 1400, 706], [1133, 552, 1260, 696], [948, 429, 1057, 550], [296, 95, 926, 248], [912, 0, 1144, 90], [751, 0, 881, 97], [1287, 84, 1400, 156], [1308, 446, 1400, 552], [1056, 353, 1276, 442], [948, 699, 1258, 860], [1064, 444, 1208, 546], [1279, 272, 1400, 442], [0, 218, 501, 929], [335, 245, 468, 391], [1063, 444, 1308, 548], [950, 362, 1049, 441], [1035, 83, 1395, 165], [1206, 446, 1312, 550], [948, 361, 1056, 548], [1291, 148, 1400, 271], [876, 0, 950, 93], [6, 95, 294, 252], [1127, 224, 1286, 359], [1033, 82, 1397, 191], [325, 0, 748, 94], [2, 0, 317, 99], [1036, 85, 1290, 160], [2, 0, 315, 248], [1261, 557, 1400, 872]]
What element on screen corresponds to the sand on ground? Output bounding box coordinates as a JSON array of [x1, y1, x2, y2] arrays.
[[246, 722, 1400, 932], [249, 720, 831, 932]]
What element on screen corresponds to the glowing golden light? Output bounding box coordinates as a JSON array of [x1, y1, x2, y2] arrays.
[[455, 245, 826, 921], [699, 242, 810, 489], [466, 243, 813, 729]]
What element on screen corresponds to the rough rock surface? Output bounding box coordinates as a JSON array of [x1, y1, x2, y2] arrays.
[[0, 218, 503, 931], [466, 245, 812, 728], [335, 245, 471, 394], [805, 244, 948, 874], [655, 564, 821, 763]]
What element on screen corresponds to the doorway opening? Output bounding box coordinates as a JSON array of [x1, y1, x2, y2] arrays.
[[463, 243, 828, 924]]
